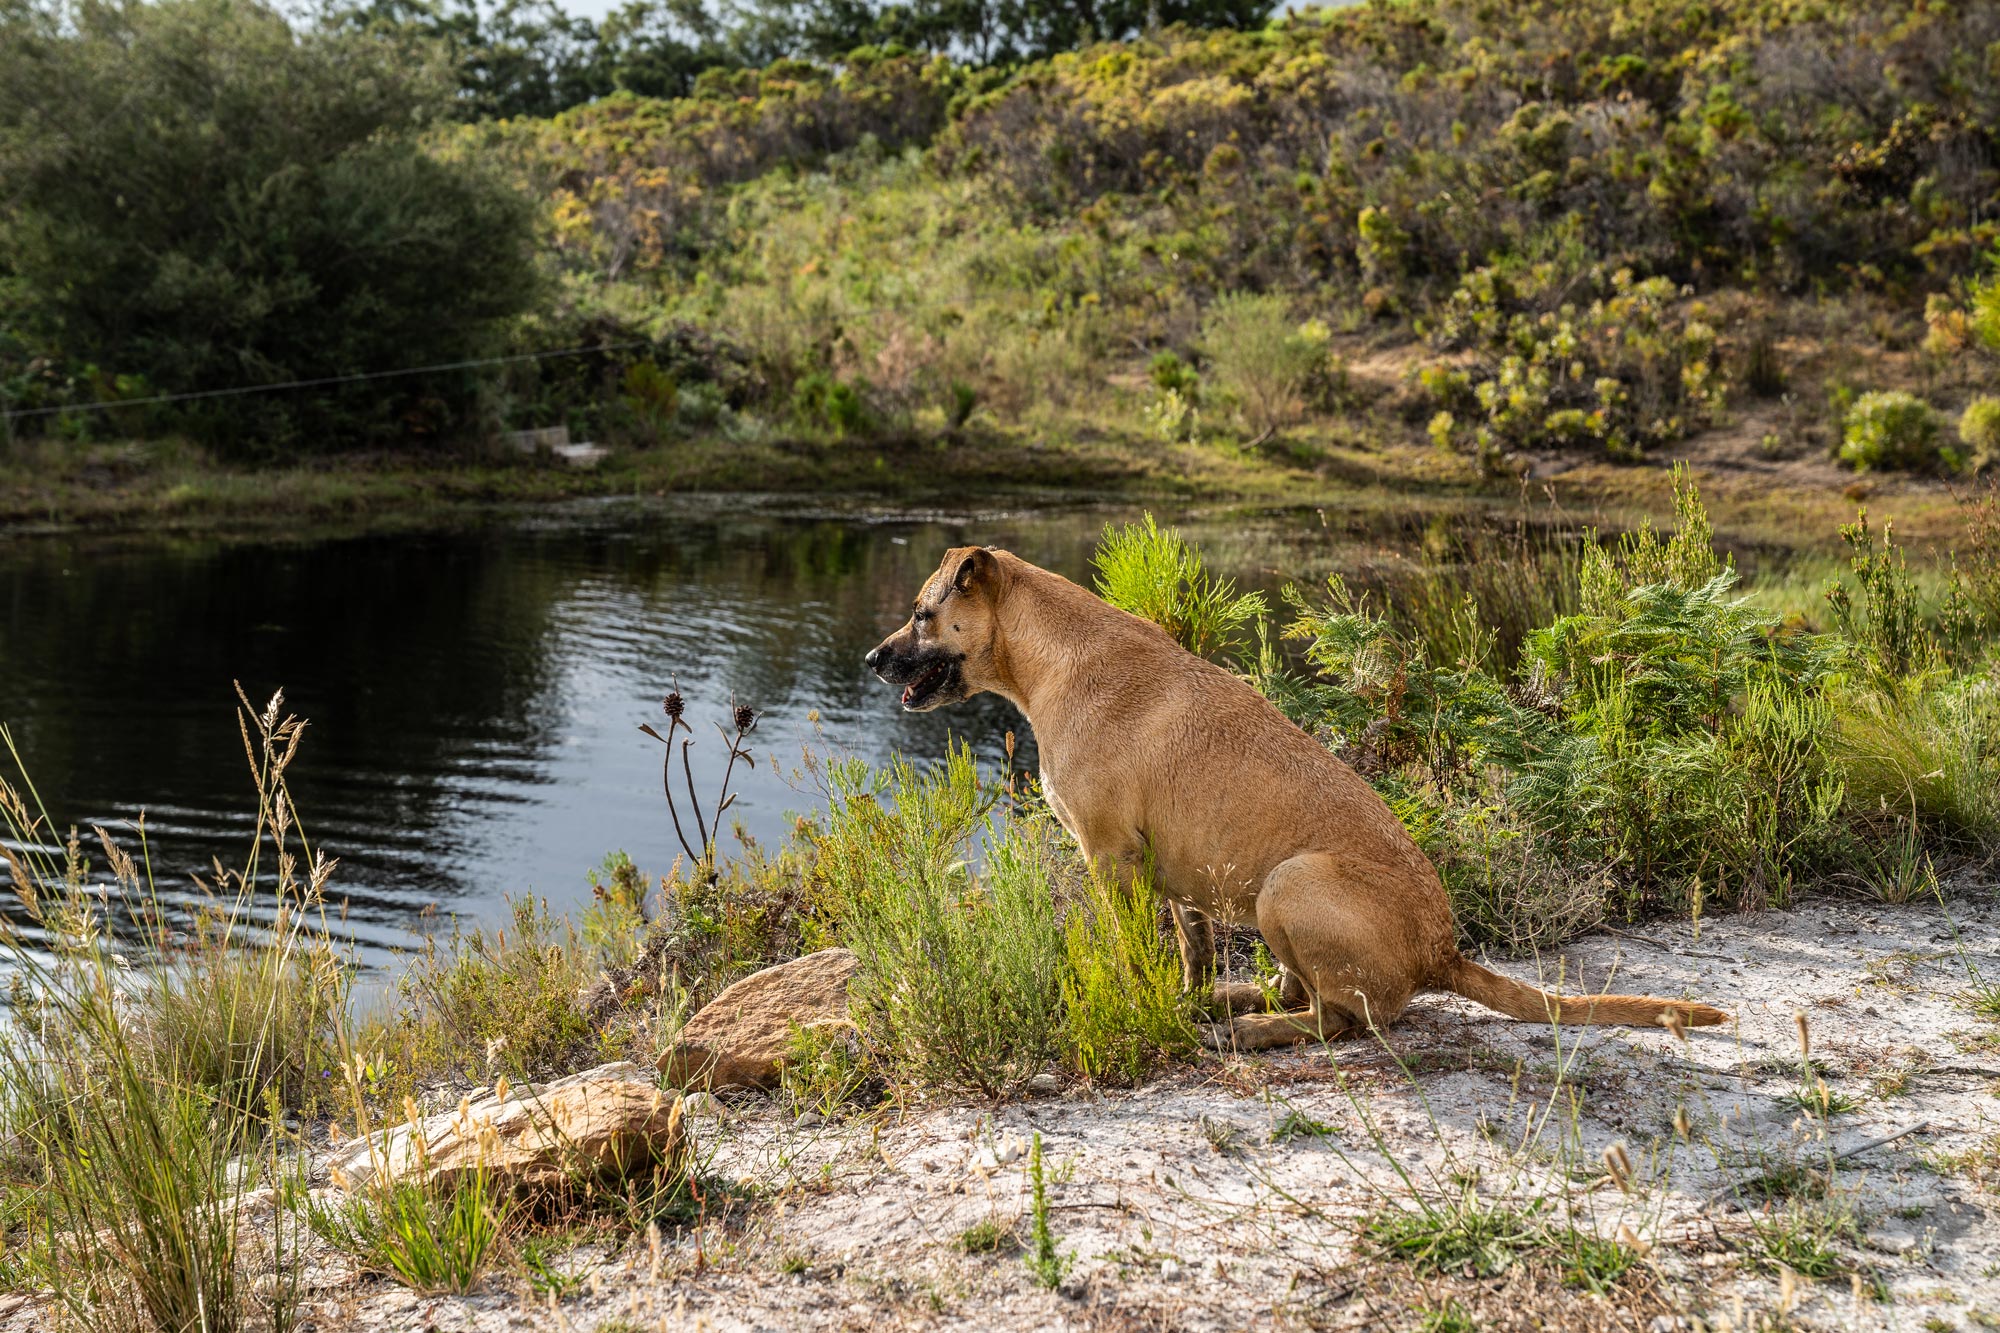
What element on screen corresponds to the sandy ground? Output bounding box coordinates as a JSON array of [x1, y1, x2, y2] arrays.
[[13, 890, 2000, 1332]]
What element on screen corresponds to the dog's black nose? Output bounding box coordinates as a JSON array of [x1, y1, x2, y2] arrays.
[[864, 647, 881, 669]]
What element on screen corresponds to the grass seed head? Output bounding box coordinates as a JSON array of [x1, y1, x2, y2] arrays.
[[1602, 1141, 1633, 1192], [1794, 1009, 1811, 1062]]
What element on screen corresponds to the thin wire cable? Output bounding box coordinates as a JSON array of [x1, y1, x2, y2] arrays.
[[0, 339, 660, 423]]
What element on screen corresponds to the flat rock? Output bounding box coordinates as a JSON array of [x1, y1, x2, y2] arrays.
[[657, 948, 860, 1090], [327, 1061, 686, 1196]]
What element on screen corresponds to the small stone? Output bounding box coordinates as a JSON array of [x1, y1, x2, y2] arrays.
[[1026, 1072, 1063, 1096], [1160, 1259, 1182, 1282], [795, 1111, 825, 1128], [1650, 1317, 1685, 1333], [680, 1091, 725, 1118], [971, 1136, 1024, 1172]]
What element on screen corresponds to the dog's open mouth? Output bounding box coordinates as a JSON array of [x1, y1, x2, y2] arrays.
[[900, 658, 956, 709]]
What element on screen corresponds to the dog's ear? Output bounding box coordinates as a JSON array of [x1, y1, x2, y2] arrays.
[[950, 547, 996, 596]]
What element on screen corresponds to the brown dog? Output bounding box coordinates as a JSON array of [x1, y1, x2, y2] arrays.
[[866, 546, 1727, 1047]]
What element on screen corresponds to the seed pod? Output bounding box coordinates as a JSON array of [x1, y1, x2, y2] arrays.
[[663, 691, 686, 721]]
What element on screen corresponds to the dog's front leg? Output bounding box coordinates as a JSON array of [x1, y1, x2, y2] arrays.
[[1169, 899, 1268, 1017]]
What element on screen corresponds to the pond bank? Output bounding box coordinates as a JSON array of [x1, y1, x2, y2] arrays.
[[0, 425, 1975, 557]]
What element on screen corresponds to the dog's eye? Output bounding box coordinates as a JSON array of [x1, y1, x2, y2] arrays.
[[914, 609, 934, 626]]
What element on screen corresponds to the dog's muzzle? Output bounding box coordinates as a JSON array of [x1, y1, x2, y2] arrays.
[[866, 640, 961, 711]]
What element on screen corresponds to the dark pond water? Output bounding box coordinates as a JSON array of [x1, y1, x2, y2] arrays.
[[0, 498, 1430, 969]]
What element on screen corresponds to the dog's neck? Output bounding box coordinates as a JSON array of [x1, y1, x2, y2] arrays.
[[983, 564, 1098, 723]]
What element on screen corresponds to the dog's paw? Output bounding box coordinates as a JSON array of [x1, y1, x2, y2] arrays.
[[1198, 1021, 1236, 1052]]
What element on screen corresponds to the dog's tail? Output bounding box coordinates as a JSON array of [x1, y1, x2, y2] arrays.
[[1442, 955, 1727, 1030]]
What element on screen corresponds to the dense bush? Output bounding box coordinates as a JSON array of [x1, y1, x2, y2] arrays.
[[1840, 391, 1949, 473], [0, 0, 541, 454], [1961, 397, 2000, 472], [1421, 264, 1725, 464]]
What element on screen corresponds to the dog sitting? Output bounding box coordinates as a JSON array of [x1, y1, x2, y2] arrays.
[[867, 545, 1726, 1046]]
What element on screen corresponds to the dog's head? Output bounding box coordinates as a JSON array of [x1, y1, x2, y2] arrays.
[[865, 546, 1006, 712]]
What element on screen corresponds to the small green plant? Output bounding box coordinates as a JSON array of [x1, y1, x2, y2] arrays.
[[956, 1218, 1015, 1254], [779, 1021, 872, 1119], [517, 1236, 587, 1297], [1025, 1133, 1068, 1289], [370, 895, 595, 1084], [774, 1251, 811, 1275], [1825, 508, 1941, 679], [1197, 1113, 1242, 1155], [1841, 390, 1949, 472], [1364, 1194, 1541, 1278], [1784, 1083, 1858, 1119], [1270, 1108, 1336, 1143], [1418, 1301, 1476, 1333], [306, 1171, 508, 1294], [1557, 1231, 1639, 1294], [1093, 512, 1267, 661], [1746, 1202, 1852, 1279]]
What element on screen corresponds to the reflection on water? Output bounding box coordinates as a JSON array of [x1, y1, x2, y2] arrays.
[[0, 498, 1427, 966]]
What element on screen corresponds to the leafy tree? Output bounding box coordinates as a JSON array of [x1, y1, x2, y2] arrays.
[[0, 0, 542, 453]]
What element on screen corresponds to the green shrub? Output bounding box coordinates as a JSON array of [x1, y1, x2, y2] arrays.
[[1960, 397, 2000, 471], [1093, 513, 1266, 662], [371, 896, 595, 1085], [1267, 476, 1850, 917], [1836, 681, 2000, 845], [1275, 572, 1532, 792], [1515, 568, 1846, 910], [1824, 508, 1945, 679], [822, 745, 1065, 1099], [1200, 294, 1330, 439], [792, 372, 875, 436], [1059, 866, 1198, 1085], [1840, 391, 1948, 472], [779, 1022, 874, 1119], [1422, 263, 1725, 462], [1409, 800, 1606, 953]]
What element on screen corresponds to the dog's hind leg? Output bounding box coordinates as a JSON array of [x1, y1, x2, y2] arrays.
[[1208, 853, 1426, 1051]]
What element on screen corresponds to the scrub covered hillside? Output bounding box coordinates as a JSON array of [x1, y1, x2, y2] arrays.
[[466, 0, 2000, 478], [3, 0, 1998, 516]]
